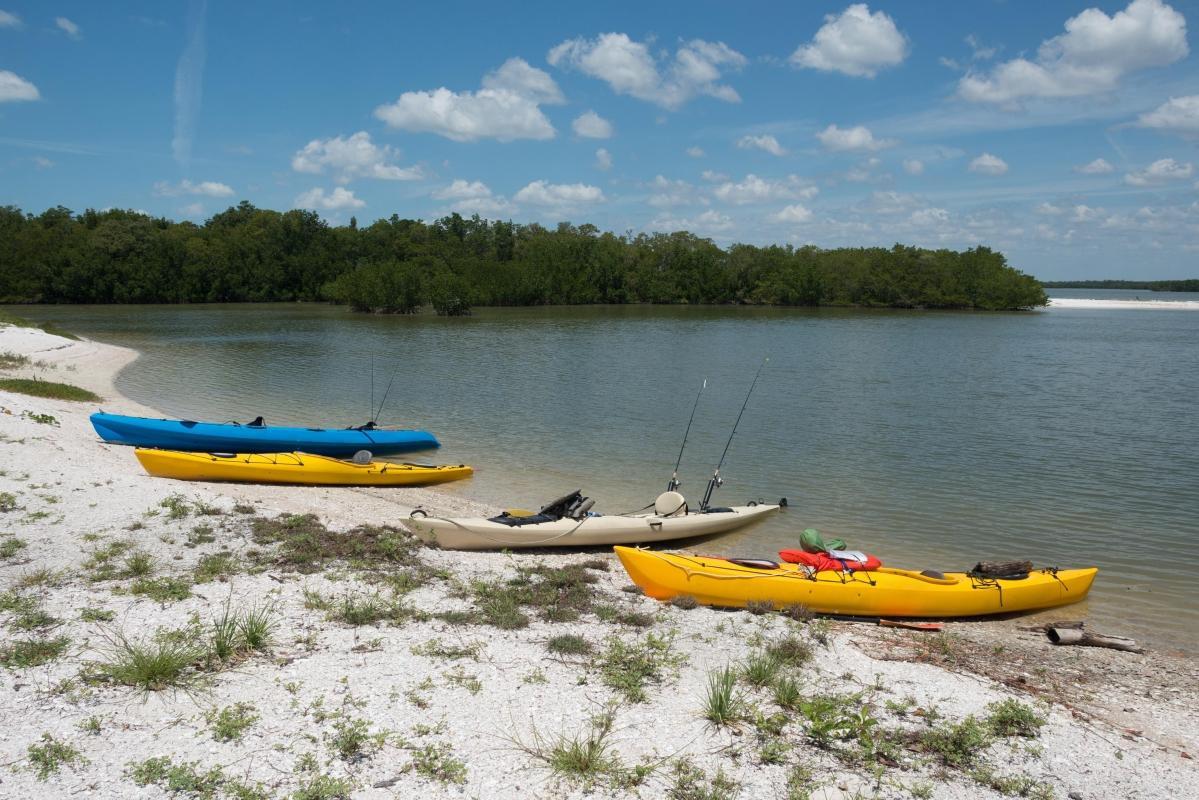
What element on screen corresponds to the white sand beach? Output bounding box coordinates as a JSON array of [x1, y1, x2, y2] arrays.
[[1048, 298, 1199, 310], [1, 323, 1196, 799]]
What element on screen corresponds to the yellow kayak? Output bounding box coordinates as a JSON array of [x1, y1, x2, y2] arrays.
[[135, 448, 472, 487], [614, 546, 1097, 618]]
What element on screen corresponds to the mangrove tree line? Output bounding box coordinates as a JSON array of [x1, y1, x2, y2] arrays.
[[0, 203, 1048, 312]]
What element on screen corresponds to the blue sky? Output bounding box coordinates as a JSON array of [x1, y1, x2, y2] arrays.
[[2, 0, 1198, 279]]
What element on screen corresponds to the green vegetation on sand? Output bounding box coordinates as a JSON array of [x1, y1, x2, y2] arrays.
[[0, 378, 100, 402]]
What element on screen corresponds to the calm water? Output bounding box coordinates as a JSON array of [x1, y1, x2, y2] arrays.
[[24, 293, 1199, 649]]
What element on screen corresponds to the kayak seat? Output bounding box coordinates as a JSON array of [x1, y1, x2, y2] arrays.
[[247, 416, 266, 428], [702, 507, 734, 514], [488, 512, 558, 527]]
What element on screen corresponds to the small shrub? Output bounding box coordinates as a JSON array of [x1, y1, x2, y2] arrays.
[[206, 702, 259, 742], [669, 594, 699, 610], [160, 495, 191, 520], [668, 758, 739, 800], [921, 716, 994, 768], [27, 733, 87, 779], [703, 666, 743, 726], [328, 717, 384, 762], [292, 773, 353, 800], [0, 491, 18, 512], [78, 716, 103, 735], [986, 699, 1047, 738], [599, 633, 685, 703], [547, 634, 592, 656], [409, 741, 467, 784]]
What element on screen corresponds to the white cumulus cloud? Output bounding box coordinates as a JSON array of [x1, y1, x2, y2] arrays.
[[0, 10, 21, 28], [902, 158, 924, 175], [375, 87, 555, 142], [431, 180, 510, 214], [1074, 157, 1115, 174], [1136, 95, 1199, 138], [480, 57, 564, 104], [958, 0, 1188, 104], [432, 180, 493, 201], [647, 175, 702, 208], [294, 187, 365, 211], [514, 180, 605, 206], [770, 204, 813, 224], [153, 179, 235, 197], [375, 58, 560, 142], [291, 132, 422, 183], [0, 70, 39, 102], [686, 146, 706, 158], [737, 134, 787, 156], [1124, 157, 1194, 185], [573, 110, 613, 139], [595, 147, 612, 170], [548, 33, 746, 110], [712, 174, 818, 205], [816, 124, 895, 152], [790, 4, 908, 78], [968, 153, 1008, 175], [650, 209, 735, 235], [55, 16, 80, 39]]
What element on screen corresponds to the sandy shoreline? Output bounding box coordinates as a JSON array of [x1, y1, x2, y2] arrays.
[[1047, 298, 1199, 310], [2, 323, 1196, 799]]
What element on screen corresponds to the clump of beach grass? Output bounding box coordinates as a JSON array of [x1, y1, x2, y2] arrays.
[[703, 666, 744, 727], [0, 378, 99, 402], [547, 633, 593, 656], [1, 636, 71, 669]]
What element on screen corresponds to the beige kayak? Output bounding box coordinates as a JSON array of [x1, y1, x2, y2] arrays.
[[403, 490, 782, 550]]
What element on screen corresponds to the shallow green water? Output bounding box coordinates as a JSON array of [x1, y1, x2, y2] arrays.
[[25, 299, 1199, 650]]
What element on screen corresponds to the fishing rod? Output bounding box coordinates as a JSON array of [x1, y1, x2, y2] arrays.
[[370, 362, 402, 428], [668, 378, 707, 492], [700, 357, 769, 511]]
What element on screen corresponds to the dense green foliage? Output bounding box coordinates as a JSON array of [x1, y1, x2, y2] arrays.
[[0, 204, 1047, 311], [1041, 279, 1199, 292]]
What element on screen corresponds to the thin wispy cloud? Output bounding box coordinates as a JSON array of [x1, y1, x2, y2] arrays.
[[172, 0, 208, 170]]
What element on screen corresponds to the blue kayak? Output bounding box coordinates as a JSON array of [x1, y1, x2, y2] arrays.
[[90, 413, 439, 457]]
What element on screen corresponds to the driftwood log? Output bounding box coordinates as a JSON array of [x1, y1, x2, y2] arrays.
[[1046, 625, 1145, 654]]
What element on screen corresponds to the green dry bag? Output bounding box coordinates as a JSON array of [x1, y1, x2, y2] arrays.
[[800, 528, 847, 554]]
